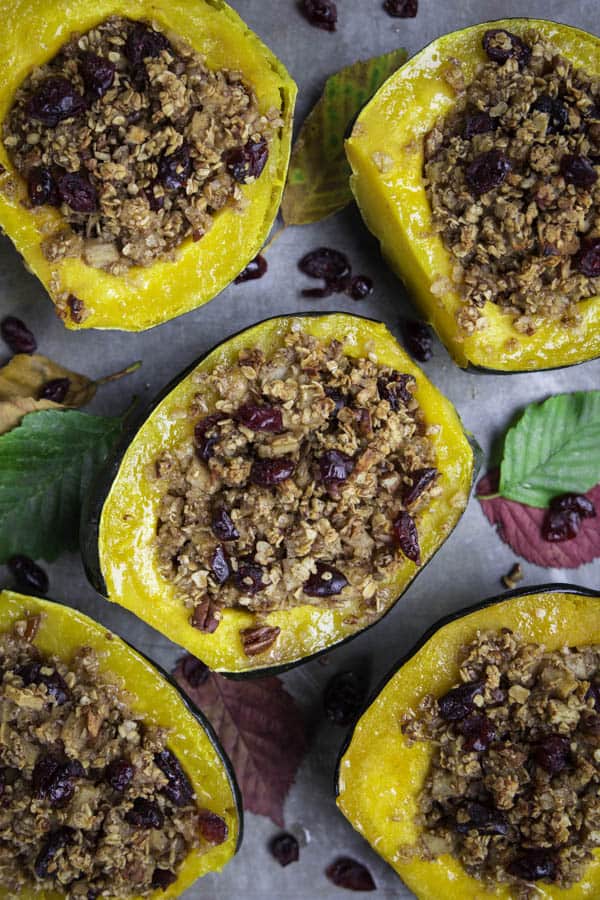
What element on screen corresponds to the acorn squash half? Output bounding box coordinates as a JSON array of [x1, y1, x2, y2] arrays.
[[81, 312, 480, 676], [0, 588, 242, 900], [0, 0, 296, 331], [336, 584, 600, 899], [346, 19, 600, 371]]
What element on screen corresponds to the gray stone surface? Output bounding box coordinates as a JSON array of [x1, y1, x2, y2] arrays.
[[1, 1, 599, 897]]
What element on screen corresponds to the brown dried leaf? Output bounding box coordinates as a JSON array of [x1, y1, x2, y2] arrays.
[[0, 396, 58, 436], [0, 354, 96, 407], [174, 656, 308, 827]]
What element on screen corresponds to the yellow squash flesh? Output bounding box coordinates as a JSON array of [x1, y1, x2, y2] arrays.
[[337, 588, 600, 899], [95, 313, 476, 675], [0, 589, 241, 900], [0, 0, 296, 330], [346, 20, 600, 371]]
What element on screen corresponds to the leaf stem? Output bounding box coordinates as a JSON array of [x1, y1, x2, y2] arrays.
[[477, 491, 500, 500], [95, 360, 142, 387]]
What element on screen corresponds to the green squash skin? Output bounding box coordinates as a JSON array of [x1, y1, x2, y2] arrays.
[[81, 312, 482, 679], [334, 583, 600, 795], [346, 18, 600, 374]]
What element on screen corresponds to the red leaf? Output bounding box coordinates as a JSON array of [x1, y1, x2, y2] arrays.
[[477, 470, 600, 568], [174, 657, 308, 827]]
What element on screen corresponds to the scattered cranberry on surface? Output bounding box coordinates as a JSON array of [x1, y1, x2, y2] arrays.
[[58, 171, 98, 212], [80, 51, 115, 99], [235, 403, 283, 432], [464, 112, 497, 139], [224, 138, 269, 183], [465, 149, 511, 196], [383, 0, 418, 17], [1, 315, 37, 354], [324, 671, 367, 726], [210, 545, 231, 585], [7, 554, 48, 595], [326, 857, 376, 891], [533, 734, 571, 774], [251, 457, 296, 486], [349, 275, 373, 301], [26, 76, 85, 127], [542, 492, 596, 542], [197, 809, 228, 844], [194, 413, 226, 461], [317, 449, 355, 486], [34, 827, 74, 878], [531, 94, 568, 134], [125, 797, 164, 829], [438, 682, 483, 720], [377, 371, 414, 409], [105, 758, 134, 792], [299, 247, 351, 281], [125, 22, 170, 65], [17, 660, 69, 705], [401, 319, 433, 361], [560, 153, 597, 189], [211, 507, 240, 541], [508, 848, 557, 882], [482, 29, 531, 67], [458, 714, 496, 752], [28, 166, 60, 207], [574, 237, 600, 277], [234, 561, 266, 595], [270, 832, 300, 867], [235, 254, 268, 284], [303, 561, 349, 597], [151, 869, 177, 891], [392, 511, 421, 564], [402, 468, 438, 506], [158, 142, 192, 191], [154, 748, 194, 807], [300, 0, 338, 31], [38, 377, 70, 403], [455, 801, 508, 835]]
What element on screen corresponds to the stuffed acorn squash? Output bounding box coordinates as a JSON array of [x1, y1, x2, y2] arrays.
[[336, 585, 600, 899], [0, 589, 241, 899], [346, 20, 600, 371], [81, 313, 479, 676], [0, 0, 295, 330]]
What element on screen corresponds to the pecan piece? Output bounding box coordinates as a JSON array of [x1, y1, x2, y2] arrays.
[[191, 600, 221, 633], [240, 625, 281, 656]]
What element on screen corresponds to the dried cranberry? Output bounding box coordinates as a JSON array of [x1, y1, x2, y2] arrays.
[[560, 153, 597, 189], [125, 797, 164, 828], [224, 138, 269, 183], [458, 714, 496, 752], [211, 507, 239, 541], [270, 832, 299, 866], [298, 247, 350, 282], [28, 166, 60, 207], [402, 468, 437, 506], [301, 0, 337, 31], [194, 413, 226, 461], [26, 76, 85, 127], [250, 457, 296, 486], [466, 149, 511, 196], [542, 508, 580, 542], [531, 94, 568, 134], [508, 848, 557, 882], [151, 869, 177, 891], [533, 734, 570, 774], [317, 449, 354, 485], [326, 857, 376, 891], [349, 275, 373, 301], [125, 22, 170, 65], [324, 671, 367, 726], [464, 112, 497, 139], [57, 172, 97, 212], [235, 254, 268, 284], [158, 142, 192, 191], [301, 286, 334, 299], [574, 237, 600, 277], [32, 754, 84, 805], [105, 758, 134, 792], [456, 801, 508, 835], [377, 371, 414, 409], [146, 183, 164, 211], [438, 682, 483, 720], [383, 0, 417, 16], [483, 29, 531, 67], [17, 661, 69, 705], [550, 493, 596, 518], [210, 545, 231, 585], [38, 377, 70, 403], [234, 562, 265, 595], [303, 561, 349, 597], [154, 749, 194, 807], [235, 403, 283, 432], [197, 809, 228, 844], [586, 682, 600, 709], [34, 826, 73, 878], [80, 51, 115, 99], [401, 320, 433, 361], [1, 316, 36, 354], [325, 387, 347, 416], [392, 511, 421, 564], [180, 655, 210, 687], [7, 554, 48, 595]]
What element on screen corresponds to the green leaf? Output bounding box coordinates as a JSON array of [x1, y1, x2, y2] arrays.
[[499, 392, 600, 508], [0, 409, 123, 562], [281, 48, 407, 225]]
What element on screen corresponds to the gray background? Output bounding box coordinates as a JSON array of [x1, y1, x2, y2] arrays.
[[1, 1, 599, 897]]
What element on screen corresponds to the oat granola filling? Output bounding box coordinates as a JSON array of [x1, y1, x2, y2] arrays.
[[0, 617, 228, 897], [155, 330, 439, 655], [3, 16, 276, 273], [402, 629, 600, 892], [424, 29, 600, 335]]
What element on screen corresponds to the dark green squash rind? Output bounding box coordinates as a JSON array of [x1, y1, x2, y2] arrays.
[[81, 312, 481, 678], [334, 582, 600, 796]]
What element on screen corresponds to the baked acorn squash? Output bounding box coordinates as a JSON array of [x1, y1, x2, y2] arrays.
[[81, 313, 480, 676], [346, 19, 600, 371], [336, 585, 600, 899], [0, 589, 242, 899], [0, 0, 295, 331]]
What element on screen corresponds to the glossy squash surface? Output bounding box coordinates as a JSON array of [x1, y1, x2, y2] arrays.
[[0, 0, 296, 331], [0, 589, 242, 900], [336, 586, 600, 899], [83, 313, 478, 675], [346, 20, 600, 371]]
